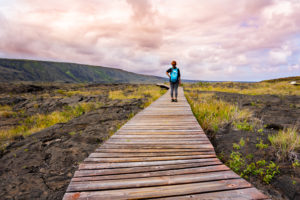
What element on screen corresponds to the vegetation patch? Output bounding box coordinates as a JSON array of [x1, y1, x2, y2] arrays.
[[184, 81, 300, 96], [185, 91, 252, 133], [0, 102, 102, 141], [0, 105, 16, 118], [109, 85, 166, 108], [268, 127, 300, 161], [241, 159, 280, 184], [55, 89, 104, 97]]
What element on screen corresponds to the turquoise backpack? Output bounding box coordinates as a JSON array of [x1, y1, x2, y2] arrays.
[[170, 68, 178, 83]]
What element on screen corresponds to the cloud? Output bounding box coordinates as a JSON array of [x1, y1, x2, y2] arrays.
[[269, 45, 292, 65], [0, 0, 300, 81], [288, 64, 300, 71]]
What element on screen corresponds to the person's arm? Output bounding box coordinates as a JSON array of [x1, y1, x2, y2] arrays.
[[166, 68, 171, 78], [178, 69, 181, 84], [166, 71, 170, 78]]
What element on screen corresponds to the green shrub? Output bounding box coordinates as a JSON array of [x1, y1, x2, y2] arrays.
[[292, 160, 300, 168], [233, 143, 240, 150], [68, 131, 76, 136], [239, 137, 245, 147], [256, 139, 269, 150], [228, 151, 245, 173], [234, 120, 253, 131], [258, 128, 264, 133], [241, 160, 279, 184]]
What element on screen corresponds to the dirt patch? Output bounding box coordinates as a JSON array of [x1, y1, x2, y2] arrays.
[[0, 83, 156, 200], [213, 92, 300, 129]]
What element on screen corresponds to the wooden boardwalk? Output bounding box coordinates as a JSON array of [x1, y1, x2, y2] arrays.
[[63, 87, 269, 200]]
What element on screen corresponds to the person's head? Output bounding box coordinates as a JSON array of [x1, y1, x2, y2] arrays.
[[171, 60, 177, 67]]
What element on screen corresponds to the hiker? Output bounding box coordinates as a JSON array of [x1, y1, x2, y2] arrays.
[[166, 60, 181, 102]]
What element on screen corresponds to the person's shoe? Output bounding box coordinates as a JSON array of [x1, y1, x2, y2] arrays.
[[174, 99, 178, 102], [171, 99, 175, 102]]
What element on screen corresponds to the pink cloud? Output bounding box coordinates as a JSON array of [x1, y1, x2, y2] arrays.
[[0, 0, 300, 81]]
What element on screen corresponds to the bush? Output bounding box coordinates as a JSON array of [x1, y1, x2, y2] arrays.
[[229, 151, 245, 173], [256, 139, 269, 150], [241, 160, 279, 184]]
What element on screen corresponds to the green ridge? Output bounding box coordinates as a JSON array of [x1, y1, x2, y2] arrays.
[[0, 58, 166, 83]]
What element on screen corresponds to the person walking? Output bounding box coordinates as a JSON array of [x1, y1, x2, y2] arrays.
[[166, 60, 181, 102]]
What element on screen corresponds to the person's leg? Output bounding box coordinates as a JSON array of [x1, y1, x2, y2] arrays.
[[170, 82, 174, 101], [174, 82, 179, 101]]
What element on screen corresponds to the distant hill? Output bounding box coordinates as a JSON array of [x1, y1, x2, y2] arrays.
[[0, 58, 168, 83], [261, 76, 300, 83]]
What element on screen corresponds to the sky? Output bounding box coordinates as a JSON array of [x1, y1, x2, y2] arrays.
[[0, 0, 300, 81]]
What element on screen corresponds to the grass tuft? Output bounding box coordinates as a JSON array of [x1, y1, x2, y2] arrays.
[[268, 127, 300, 161], [185, 92, 252, 133]]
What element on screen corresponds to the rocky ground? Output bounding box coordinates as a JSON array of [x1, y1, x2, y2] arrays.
[[0, 83, 156, 200], [194, 91, 300, 200]]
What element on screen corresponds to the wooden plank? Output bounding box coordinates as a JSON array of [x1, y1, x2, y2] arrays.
[[79, 158, 220, 170], [72, 165, 229, 182], [67, 171, 240, 192], [124, 122, 199, 125], [84, 154, 216, 163], [110, 134, 207, 139], [89, 151, 215, 158], [95, 148, 215, 153], [116, 129, 204, 132], [115, 131, 205, 135], [63, 179, 252, 200], [155, 188, 269, 200], [74, 161, 223, 177], [104, 141, 211, 145], [108, 138, 210, 142], [100, 144, 214, 149]]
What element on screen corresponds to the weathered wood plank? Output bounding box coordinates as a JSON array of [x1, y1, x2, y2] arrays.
[[155, 188, 269, 200], [95, 148, 215, 153], [115, 131, 205, 135], [110, 134, 207, 139], [84, 154, 216, 163], [72, 165, 229, 181], [79, 158, 220, 170], [104, 141, 211, 145], [74, 161, 223, 177], [67, 171, 240, 192], [63, 179, 252, 200], [89, 151, 215, 158], [100, 144, 214, 149]]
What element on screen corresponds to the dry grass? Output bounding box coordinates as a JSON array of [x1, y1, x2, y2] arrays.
[[56, 89, 104, 97], [185, 91, 252, 132], [0, 102, 102, 141], [109, 85, 166, 107], [268, 127, 300, 161], [0, 105, 15, 118], [184, 81, 300, 96]]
